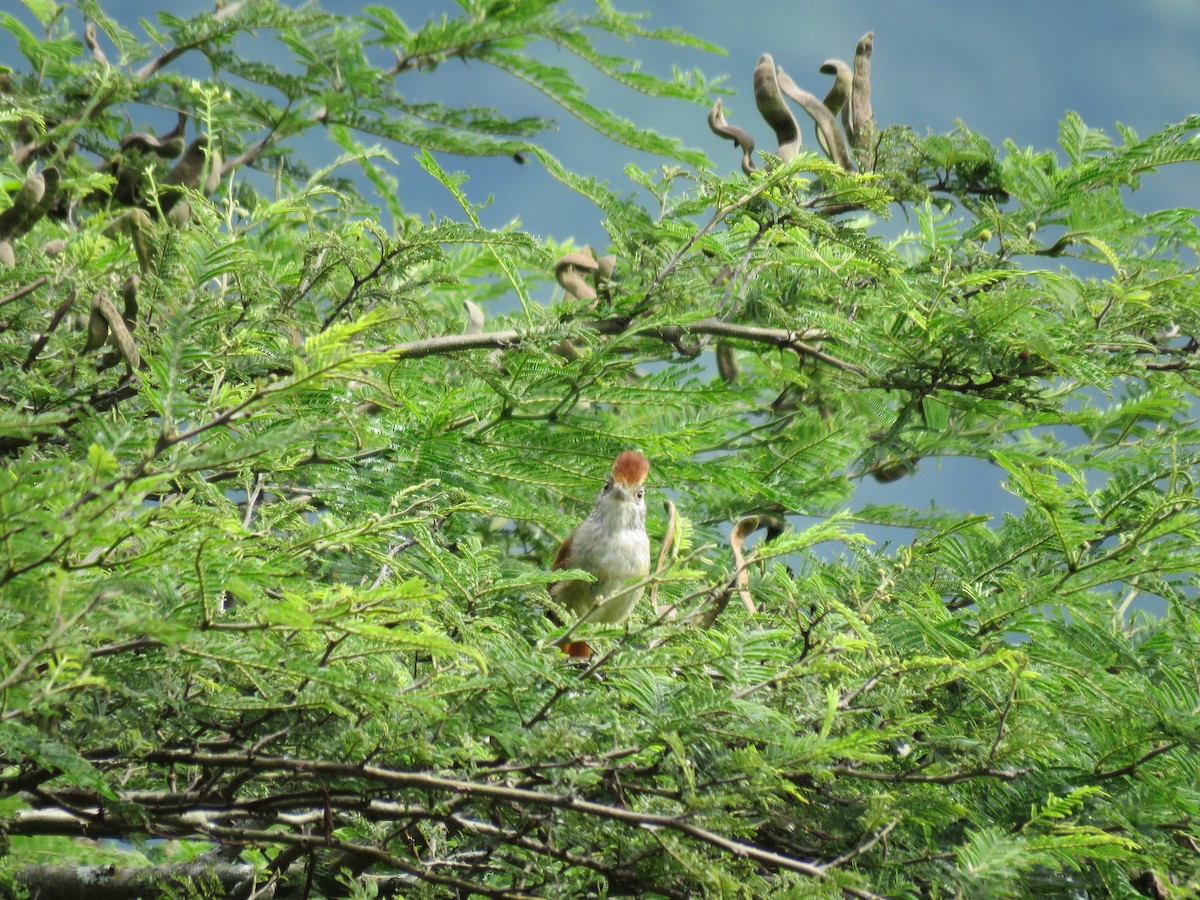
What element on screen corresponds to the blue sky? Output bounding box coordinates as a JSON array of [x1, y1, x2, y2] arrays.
[[383, 0, 1199, 558], [386, 0, 1200, 235], [18, 1, 1196, 232]]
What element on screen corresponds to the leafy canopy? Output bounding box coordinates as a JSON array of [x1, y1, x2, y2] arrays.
[[1, 1, 1198, 898]]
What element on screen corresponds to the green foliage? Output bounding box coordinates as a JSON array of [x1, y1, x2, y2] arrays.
[[1, 1, 1199, 898]]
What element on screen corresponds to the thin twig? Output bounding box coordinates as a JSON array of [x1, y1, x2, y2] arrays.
[[133, 750, 853, 887], [242, 472, 265, 530], [830, 765, 1028, 784], [0, 275, 49, 309], [987, 670, 1020, 764], [825, 818, 899, 870], [1090, 742, 1181, 780]]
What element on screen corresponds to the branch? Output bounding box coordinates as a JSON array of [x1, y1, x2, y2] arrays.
[[385, 315, 861, 374], [829, 765, 1028, 784], [1090, 741, 1181, 781], [121, 750, 852, 889], [825, 818, 899, 870], [0, 275, 48, 310], [447, 813, 690, 900]]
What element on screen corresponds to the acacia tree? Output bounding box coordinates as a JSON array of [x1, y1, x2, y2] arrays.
[[1, 2, 1199, 898]]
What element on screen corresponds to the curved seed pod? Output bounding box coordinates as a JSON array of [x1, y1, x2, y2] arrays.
[[0, 167, 58, 241], [93, 291, 140, 371], [82, 295, 109, 355], [159, 137, 222, 214], [649, 498, 679, 614], [121, 274, 140, 328], [120, 132, 186, 158], [202, 148, 223, 195], [0, 240, 14, 267], [107, 161, 143, 207], [159, 136, 186, 158], [871, 457, 916, 483], [146, 110, 188, 153], [849, 32, 875, 148], [83, 294, 109, 354], [103, 209, 154, 274], [161, 138, 210, 188], [776, 67, 856, 172], [818, 59, 852, 115], [552, 339, 580, 361], [593, 254, 617, 301], [684, 513, 771, 630], [554, 251, 599, 302], [707, 98, 757, 175], [166, 200, 192, 227], [594, 254, 616, 282], [163, 111, 188, 141], [28, 166, 59, 230], [730, 515, 763, 616], [0, 169, 46, 241], [84, 22, 109, 66], [43, 238, 66, 257], [463, 299, 485, 335], [752, 53, 800, 163], [715, 342, 739, 384]]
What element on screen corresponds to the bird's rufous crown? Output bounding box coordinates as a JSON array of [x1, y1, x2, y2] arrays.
[[611, 450, 649, 487]]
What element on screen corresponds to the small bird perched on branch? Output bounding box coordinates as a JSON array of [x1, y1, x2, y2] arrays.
[[550, 450, 651, 658]]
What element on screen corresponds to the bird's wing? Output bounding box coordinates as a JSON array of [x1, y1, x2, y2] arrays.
[[550, 530, 575, 571]]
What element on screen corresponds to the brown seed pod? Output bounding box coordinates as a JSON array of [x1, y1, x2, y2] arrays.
[[0, 166, 59, 241], [103, 209, 154, 274], [848, 32, 875, 149], [707, 98, 757, 175], [776, 66, 856, 172], [752, 53, 801, 163], [716, 342, 739, 384], [121, 273, 140, 327], [554, 251, 600, 302], [818, 59, 852, 116], [83, 298, 109, 354], [84, 22, 109, 66], [90, 291, 140, 371], [158, 137, 222, 215], [871, 458, 916, 483], [593, 254, 617, 301], [120, 132, 186, 159]]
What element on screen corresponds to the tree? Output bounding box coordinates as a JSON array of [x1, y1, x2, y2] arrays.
[[1, 1, 1198, 897]]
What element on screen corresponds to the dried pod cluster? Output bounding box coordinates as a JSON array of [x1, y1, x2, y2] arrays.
[[90, 112, 222, 224], [3, 104, 222, 281], [709, 32, 876, 173]]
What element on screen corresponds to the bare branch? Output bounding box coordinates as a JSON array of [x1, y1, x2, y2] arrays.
[[830, 765, 1029, 784], [117, 749, 856, 889], [385, 315, 863, 376]]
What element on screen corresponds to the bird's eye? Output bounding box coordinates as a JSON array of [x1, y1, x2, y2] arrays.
[[602, 479, 612, 493], [636, 488, 644, 500]]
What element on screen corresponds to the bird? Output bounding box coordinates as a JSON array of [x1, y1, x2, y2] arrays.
[[549, 450, 651, 658]]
